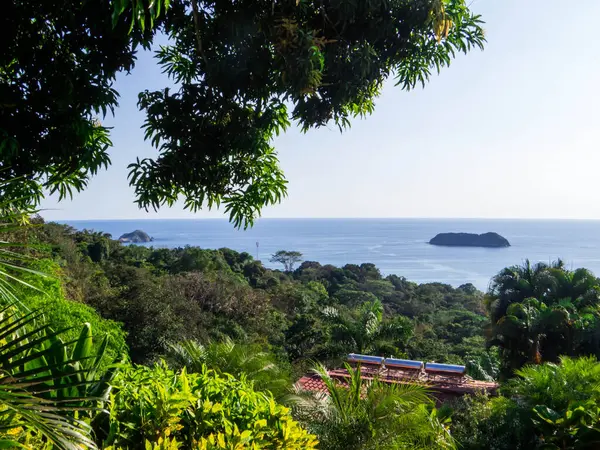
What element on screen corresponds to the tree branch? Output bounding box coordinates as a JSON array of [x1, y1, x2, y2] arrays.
[[191, 0, 209, 67]]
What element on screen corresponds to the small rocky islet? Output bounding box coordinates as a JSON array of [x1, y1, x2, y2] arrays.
[[118, 230, 153, 243], [429, 232, 510, 248]]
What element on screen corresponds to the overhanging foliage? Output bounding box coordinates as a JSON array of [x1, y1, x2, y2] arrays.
[[1, 0, 485, 227]]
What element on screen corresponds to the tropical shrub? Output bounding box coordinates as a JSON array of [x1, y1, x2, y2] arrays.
[[465, 346, 501, 381], [167, 338, 292, 399], [10, 258, 127, 368], [450, 357, 600, 450], [96, 364, 317, 449], [503, 356, 600, 449], [532, 401, 600, 449], [448, 393, 535, 450], [504, 356, 600, 410]]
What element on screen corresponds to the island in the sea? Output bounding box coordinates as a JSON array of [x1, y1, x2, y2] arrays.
[[118, 230, 153, 243], [429, 232, 510, 248]]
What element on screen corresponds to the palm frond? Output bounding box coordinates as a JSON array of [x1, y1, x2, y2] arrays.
[[303, 364, 454, 449], [0, 305, 107, 448]]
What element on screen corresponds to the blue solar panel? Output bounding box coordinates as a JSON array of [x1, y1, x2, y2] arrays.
[[384, 358, 424, 370], [425, 362, 466, 374]]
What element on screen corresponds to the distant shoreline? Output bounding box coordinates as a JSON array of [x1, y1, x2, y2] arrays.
[[56, 217, 600, 222], [53, 218, 600, 292]]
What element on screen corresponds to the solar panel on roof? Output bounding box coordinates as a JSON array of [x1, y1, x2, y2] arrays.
[[424, 362, 466, 374], [384, 358, 424, 370], [347, 353, 384, 365]]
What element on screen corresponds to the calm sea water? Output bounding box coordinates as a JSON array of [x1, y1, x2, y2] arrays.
[[58, 219, 600, 291]]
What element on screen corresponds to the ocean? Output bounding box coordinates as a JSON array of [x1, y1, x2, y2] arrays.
[[58, 218, 600, 291]]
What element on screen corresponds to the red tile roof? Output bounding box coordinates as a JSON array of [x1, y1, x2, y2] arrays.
[[296, 367, 498, 399], [297, 374, 333, 393]]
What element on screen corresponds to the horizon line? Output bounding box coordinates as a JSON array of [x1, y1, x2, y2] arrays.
[[52, 216, 600, 222]]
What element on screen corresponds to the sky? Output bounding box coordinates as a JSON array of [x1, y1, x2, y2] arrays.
[[41, 0, 600, 221]]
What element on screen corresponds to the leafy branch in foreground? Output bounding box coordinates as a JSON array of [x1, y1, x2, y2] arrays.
[[3, 0, 485, 228], [0, 1, 168, 212]]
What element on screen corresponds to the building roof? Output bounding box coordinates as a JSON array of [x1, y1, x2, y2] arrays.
[[296, 367, 498, 401]]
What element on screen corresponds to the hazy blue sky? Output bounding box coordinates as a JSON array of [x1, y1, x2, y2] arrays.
[[41, 0, 600, 220]]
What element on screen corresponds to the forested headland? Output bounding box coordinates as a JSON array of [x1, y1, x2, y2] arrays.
[[27, 219, 493, 373]]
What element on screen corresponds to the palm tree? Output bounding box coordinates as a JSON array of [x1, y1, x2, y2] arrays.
[[487, 261, 600, 378], [486, 260, 560, 324], [167, 338, 291, 399], [323, 299, 412, 357], [547, 267, 600, 306], [487, 298, 544, 374], [293, 363, 455, 450]]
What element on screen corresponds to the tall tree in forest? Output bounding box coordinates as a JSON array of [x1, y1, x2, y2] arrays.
[[271, 250, 304, 272]]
